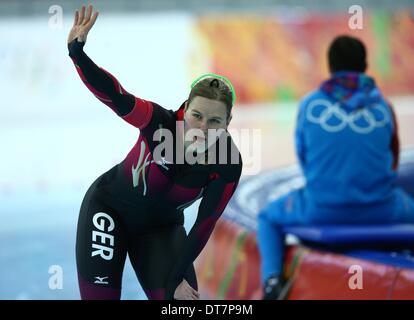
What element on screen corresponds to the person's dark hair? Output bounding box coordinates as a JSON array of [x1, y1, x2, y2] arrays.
[[328, 35, 367, 73], [187, 78, 233, 119]]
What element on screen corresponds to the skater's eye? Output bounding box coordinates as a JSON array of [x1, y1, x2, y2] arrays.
[[192, 113, 202, 120], [209, 119, 221, 124]]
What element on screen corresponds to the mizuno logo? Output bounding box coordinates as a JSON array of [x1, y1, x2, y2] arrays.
[[94, 276, 109, 285], [154, 157, 172, 170]]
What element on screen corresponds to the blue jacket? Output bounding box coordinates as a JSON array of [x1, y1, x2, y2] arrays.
[[295, 72, 398, 211]]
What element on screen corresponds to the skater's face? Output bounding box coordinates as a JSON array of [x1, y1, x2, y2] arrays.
[[183, 96, 232, 151]]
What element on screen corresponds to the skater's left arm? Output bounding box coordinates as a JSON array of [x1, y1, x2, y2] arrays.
[[165, 160, 242, 299]]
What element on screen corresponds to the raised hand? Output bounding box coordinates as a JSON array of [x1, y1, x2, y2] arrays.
[[67, 4, 99, 44]]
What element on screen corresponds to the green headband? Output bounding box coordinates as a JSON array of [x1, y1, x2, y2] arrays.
[[190, 73, 237, 105]]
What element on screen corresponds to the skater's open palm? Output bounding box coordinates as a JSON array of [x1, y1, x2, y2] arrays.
[[67, 4, 99, 44]]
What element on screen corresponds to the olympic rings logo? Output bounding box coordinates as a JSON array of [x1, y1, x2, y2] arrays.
[[306, 99, 390, 134]]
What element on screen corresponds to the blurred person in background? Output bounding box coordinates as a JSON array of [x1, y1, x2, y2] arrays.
[[257, 35, 414, 300], [67, 5, 242, 300]]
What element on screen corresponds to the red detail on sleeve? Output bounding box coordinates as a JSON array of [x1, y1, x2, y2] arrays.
[[176, 107, 185, 121], [195, 215, 217, 249], [196, 182, 236, 239], [208, 172, 220, 181], [71, 58, 117, 111], [96, 68, 153, 125], [121, 97, 154, 129], [214, 182, 236, 215], [83, 82, 114, 106], [100, 67, 128, 95]]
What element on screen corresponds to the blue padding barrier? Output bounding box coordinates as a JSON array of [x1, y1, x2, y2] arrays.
[[283, 224, 414, 246]]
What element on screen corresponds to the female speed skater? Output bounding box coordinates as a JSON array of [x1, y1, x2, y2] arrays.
[[68, 5, 242, 300]]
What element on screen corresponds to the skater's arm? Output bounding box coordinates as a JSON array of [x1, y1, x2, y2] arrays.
[[67, 5, 153, 128]]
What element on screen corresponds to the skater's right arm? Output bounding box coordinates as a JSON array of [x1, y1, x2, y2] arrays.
[[67, 5, 153, 129]]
